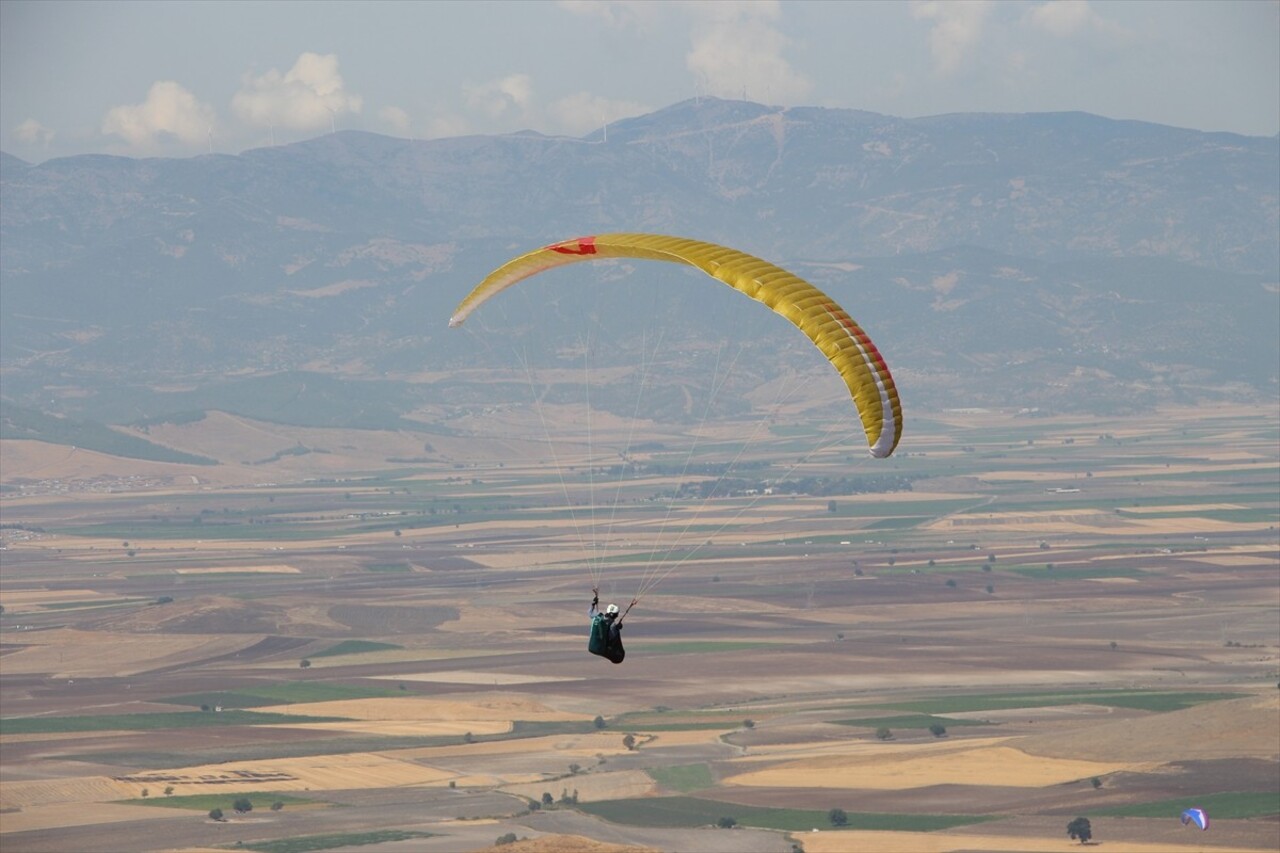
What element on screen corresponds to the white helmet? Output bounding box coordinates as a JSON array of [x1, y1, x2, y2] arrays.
[[606, 604, 619, 615]]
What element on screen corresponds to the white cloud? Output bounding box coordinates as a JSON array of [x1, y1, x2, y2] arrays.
[[464, 73, 534, 121], [686, 0, 811, 102], [910, 0, 993, 75], [548, 92, 651, 136], [13, 118, 54, 148], [378, 106, 411, 136], [101, 81, 215, 150], [1027, 0, 1127, 40], [231, 52, 362, 131], [426, 113, 472, 140]]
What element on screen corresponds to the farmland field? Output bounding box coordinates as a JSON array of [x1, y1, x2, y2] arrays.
[[1, 404, 1277, 853]]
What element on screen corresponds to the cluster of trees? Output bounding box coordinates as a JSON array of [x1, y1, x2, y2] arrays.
[[207, 798, 284, 821], [1067, 816, 1093, 843]]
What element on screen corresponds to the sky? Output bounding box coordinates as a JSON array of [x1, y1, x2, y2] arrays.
[[2, 0, 1277, 162]]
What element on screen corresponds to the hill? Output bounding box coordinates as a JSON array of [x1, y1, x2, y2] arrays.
[[2, 99, 1277, 436]]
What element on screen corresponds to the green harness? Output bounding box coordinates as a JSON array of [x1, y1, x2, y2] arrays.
[[589, 614, 625, 664]]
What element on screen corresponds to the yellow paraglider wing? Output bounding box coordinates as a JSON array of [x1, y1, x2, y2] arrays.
[[449, 233, 902, 458]]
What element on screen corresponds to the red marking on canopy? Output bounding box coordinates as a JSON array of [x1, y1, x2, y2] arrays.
[[547, 236, 598, 255]]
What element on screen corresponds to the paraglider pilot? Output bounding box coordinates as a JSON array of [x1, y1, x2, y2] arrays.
[[589, 587, 627, 664]]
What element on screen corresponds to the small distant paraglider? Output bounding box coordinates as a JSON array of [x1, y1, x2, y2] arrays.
[[1180, 807, 1209, 831]]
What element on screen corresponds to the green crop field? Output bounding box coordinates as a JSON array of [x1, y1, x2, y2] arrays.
[[116, 792, 323, 811], [834, 713, 992, 730], [1094, 791, 1280, 820], [647, 764, 715, 793], [861, 690, 1245, 715], [309, 640, 404, 658]]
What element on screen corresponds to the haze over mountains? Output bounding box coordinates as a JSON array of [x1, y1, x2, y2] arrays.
[[2, 98, 1277, 447]]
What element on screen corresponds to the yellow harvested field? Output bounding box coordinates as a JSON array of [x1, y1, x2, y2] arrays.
[[1120, 503, 1246, 514], [0, 440, 214, 486], [1194, 554, 1280, 567], [501, 769, 655, 803], [0, 775, 137, 809], [1022, 694, 1280, 762], [0, 629, 264, 677], [724, 744, 1134, 790], [0, 802, 179, 834], [110, 752, 455, 796], [799, 830, 1270, 853], [1, 589, 116, 606]]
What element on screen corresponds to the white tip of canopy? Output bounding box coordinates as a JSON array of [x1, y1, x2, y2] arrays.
[[448, 316, 463, 328]]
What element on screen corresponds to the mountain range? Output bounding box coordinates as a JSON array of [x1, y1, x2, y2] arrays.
[[2, 98, 1277, 450]]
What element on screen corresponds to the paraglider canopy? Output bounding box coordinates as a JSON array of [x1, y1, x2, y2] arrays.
[[1180, 807, 1209, 830], [449, 233, 903, 458]]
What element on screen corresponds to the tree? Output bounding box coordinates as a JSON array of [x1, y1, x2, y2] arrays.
[[541, 792, 554, 806], [622, 734, 636, 750], [1090, 777, 1102, 790], [163, 786, 174, 796], [528, 799, 541, 812], [233, 797, 253, 814], [208, 808, 224, 821], [928, 723, 947, 737], [568, 763, 581, 775], [271, 801, 284, 811], [463, 731, 474, 743], [828, 808, 848, 827], [743, 719, 755, 729], [945, 578, 958, 588], [496, 832, 518, 845], [1066, 816, 1092, 844], [875, 727, 893, 741], [827, 500, 838, 513], [141, 789, 149, 798], [299, 659, 311, 669], [593, 715, 606, 729], [985, 584, 995, 594], [716, 816, 737, 828]]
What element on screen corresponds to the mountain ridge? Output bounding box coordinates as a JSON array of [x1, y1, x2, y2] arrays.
[[2, 98, 1276, 435]]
